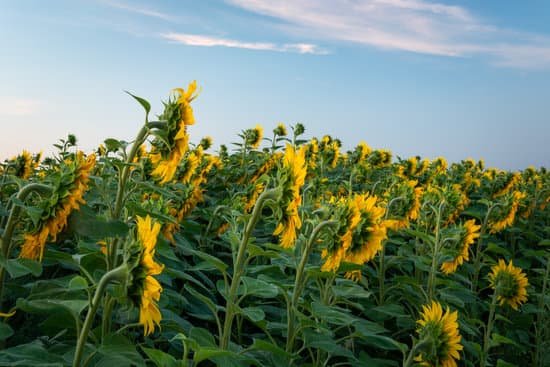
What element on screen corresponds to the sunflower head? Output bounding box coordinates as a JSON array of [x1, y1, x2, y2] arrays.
[[273, 144, 307, 248], [127, 216, 164, 336], [273, 123, 287, 137], [245, 124, 264, 149], [321, 196, 360, 272], [415, 301, 463, 367], [488, 259, 528, 310], [343, 193, 387, 279], [440, 219, 480, 274]]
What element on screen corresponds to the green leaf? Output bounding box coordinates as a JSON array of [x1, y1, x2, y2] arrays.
[[310, 302, 355, 325], [239, 306, 265, 322], [191, 249, 228, 274], [68, 275, 88, 290], [103, 138, 123, 152], [97, 334, 145, 367], [193, 348, 239, 364], [126, 91, 151, 114], [141, 347, 179, 367], [490, 333, 518, 348], [239, 276, 279, 298], [68, 206, 128, 239], [248, 339, 291, 360], [0, 323, 14, 341], [496, 359, 518, 367], [2, 258, 42, 278]]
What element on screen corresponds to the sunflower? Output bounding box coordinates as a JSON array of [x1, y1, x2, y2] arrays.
[[488, 259, 528, 310], [131, 216, 164, 336], [343, 193, 387, 280], [20, 152, 96, 261], [247, 124, 264, 149], [273, 144, 307, 249], [489, 191, 525, 233], [321, 196, 361, 272], [384, 180, 422, 231], [440, 219, 481, 274], [150, 81, 198, 184], [415, 301, 463, 367], [274, 123, 287, 137]]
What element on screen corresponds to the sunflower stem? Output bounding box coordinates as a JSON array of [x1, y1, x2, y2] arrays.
[[220, 187, 281, 349], [427, 202, 443, 300], [110, 121, 151, 267], [286, 220, 338, 354], [481, 290, 498, 367], [73, 264, 128, 367], [0, 183, 52, 309]]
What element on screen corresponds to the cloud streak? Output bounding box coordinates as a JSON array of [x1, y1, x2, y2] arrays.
[[225, 0, 550, 69], [161, 32, 327, 54], [102, 0, 175, 21]]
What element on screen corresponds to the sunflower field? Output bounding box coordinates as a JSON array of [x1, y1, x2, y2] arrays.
[[0, 82, 548, 367]]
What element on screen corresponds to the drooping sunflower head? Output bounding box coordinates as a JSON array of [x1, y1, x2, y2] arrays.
[[273, 123, 287, 137], [245, 124, 264, 149], [128, 215, 164, 336], [10, 150, 39, 179], [440, 219, 481, 275], [383, 179, 422, 230], [273, 144, 307, 248], [353, 141, 372, 163], [492, 172, 521, 198], [19, 151, 96, 261], [488, 259, 528, 310], [149, 81, 197, 184], [321, 196, 361, 273], [488, 190, 526, 233], [367, 149, 393, 168], [343, 194, 387, 279], [415, 301, 463, 367]]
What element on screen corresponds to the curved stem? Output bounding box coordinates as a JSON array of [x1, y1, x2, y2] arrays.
[[286, 220, 338, 353], [427, 202, 443, 300], [73, 264, 128, 367], [109, 123, 151, 268], [0, 183, 52, 307], [220, 187, 281, 349], [481, 291, 498, 367]]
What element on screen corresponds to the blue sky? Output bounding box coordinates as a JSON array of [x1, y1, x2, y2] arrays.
[[1, 0, 549, 170]]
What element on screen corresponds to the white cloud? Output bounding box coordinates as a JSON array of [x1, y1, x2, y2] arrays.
[[225, 0, 550, 69], [161, 32, 327, 54], [102, 0, 175, 21], [0, 97, 42, 117]]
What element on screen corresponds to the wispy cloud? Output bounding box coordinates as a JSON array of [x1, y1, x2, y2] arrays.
[[0, 97, 42, 117], [225, 0, 550, 69], [161, 32, 327, 54], [102, 0, 175, 21]]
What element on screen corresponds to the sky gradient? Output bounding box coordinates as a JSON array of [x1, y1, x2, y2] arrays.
[[1, 0, 549, 170]]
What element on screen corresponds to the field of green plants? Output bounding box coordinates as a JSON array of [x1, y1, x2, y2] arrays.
[[0, 82, 548, 367]]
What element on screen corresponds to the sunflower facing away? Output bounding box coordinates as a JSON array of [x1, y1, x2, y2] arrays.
[[343, 193, 387, 280], [273, 144, 307, 249], [488, 259, 528, 310], [131, 216, 165, 336], [150, 81, 198, 184], [415, 301, 463, 367], [440, 219, 481, 275], [20, 152, 96, 261]]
